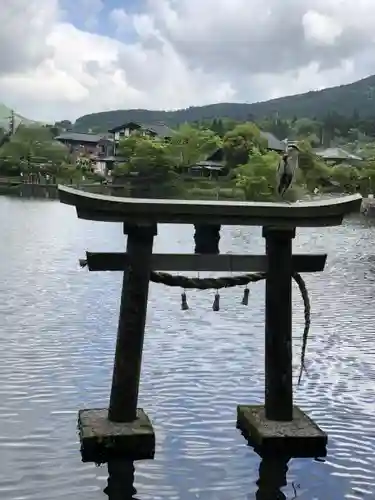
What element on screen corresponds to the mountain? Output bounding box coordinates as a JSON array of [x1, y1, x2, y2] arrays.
[[74, 74, 375, 132], [0, 103, 40, 130]]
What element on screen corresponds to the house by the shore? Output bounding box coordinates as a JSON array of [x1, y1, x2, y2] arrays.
[[55, 121, 175, 176], [54, 132, 112, 156], [54, 131, 115, 175], [191, 131, 286, 177], [314, 147, 363, 165], [108, 121, 174, 155]]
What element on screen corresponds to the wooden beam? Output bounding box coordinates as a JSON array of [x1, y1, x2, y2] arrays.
[[75, 208, 344, 227], [58, 185, 362, 228], [84, 252, 327, 273]]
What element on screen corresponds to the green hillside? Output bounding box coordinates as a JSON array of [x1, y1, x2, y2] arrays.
[[0, 103, 40, 130], [74, 74, 375, 132]]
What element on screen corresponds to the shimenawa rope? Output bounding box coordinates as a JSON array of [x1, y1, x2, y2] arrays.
[[79, 259, 309, 384]]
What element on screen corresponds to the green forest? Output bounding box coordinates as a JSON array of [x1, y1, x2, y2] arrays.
[[74, 73, 375, 132]]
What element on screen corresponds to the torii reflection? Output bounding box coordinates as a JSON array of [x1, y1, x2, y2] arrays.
[[255, 454, 290, 500], [102, 455, 301, 500], [104, 460, 138, 500]]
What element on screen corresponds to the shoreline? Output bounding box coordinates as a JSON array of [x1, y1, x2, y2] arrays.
[[0, 182, 117, 199], [0, 182, 371, 217]]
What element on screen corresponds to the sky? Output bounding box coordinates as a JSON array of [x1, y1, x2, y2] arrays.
[[2, 0, 375, 123]]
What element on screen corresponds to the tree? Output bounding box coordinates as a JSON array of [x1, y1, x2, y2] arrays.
[[15, 125, 56, 143], [129, 139, 174, 181], [223, 122, 268, 169], [0, 124, 72, 177], [116, 134, 139, 160], [114, 135, 179, 197], [356, 162, 375, 195], [330, 165, 360, 193], [356, 143, 375, 161], [305, 133, 321, 147], [347, 128, 360, 142], [293, 118, 320, 138], [209, 118, 225, 137], [54, 120, 73, 131], [258, 117, 291, 141], [234, 149, 280, 201], [297, 141, 331, 191], [168, 124, 221, 167]]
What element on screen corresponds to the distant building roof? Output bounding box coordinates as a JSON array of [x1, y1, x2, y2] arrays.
[[143, 122, 175, 138], [314, 147, 363, 161], [108, 121, 174, 138], [108, 122, 135, 134], [206, 149, 225, 162], [94, 156, 127, 162], [194, 160, 225, 170], [259, 131, 285, 152], [55, 132, 111, 144]]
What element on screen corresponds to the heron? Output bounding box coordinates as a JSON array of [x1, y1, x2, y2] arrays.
[[276, 143, 300, 198]]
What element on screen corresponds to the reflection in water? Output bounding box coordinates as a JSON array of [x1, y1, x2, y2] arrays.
[[255, 455, 289, 500], [105, 456, 292, 500], [104, 456, 293, 500], [104, 461, 138, 500]]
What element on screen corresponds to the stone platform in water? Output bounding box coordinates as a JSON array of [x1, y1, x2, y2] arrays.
[[237, 405, 327, 458], [78, 408, 155, 463]]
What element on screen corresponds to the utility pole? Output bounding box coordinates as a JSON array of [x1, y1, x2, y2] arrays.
[[10, 110, 15, 135], [0, 110, 15, 150]]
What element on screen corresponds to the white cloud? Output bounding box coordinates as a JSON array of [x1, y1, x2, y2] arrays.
[[302, 11, 343, 46], [1, 0, 375, 123]]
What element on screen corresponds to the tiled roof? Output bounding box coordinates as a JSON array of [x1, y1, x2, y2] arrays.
[[108, 122, 138, 133], [94, 156, 127, 162], [142, 122, 175, 138], [108, 121, 174, 138], [55, 132, 110, 143], [259, 131, 285, 151], [206, 149, 224, 162], [315, 147, 363, 161], [194, 160, 225, 169]]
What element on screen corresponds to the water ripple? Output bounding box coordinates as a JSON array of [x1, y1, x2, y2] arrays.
[[0, 199, 374, 498]]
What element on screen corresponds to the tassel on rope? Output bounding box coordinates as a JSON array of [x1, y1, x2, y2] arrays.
[[241, 286, 250, 305], [181, 290, 189, 310], [148, 270, 311, 382], [212, 290, 220, 311]]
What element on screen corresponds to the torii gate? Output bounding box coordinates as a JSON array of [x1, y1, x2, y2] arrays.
[[58, 185, 362, 463]]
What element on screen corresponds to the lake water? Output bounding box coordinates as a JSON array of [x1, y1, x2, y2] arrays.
[[1, 197, 375, 499]]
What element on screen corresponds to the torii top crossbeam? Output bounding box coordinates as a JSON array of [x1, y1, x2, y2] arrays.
[[58, 186, 362, 228]]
